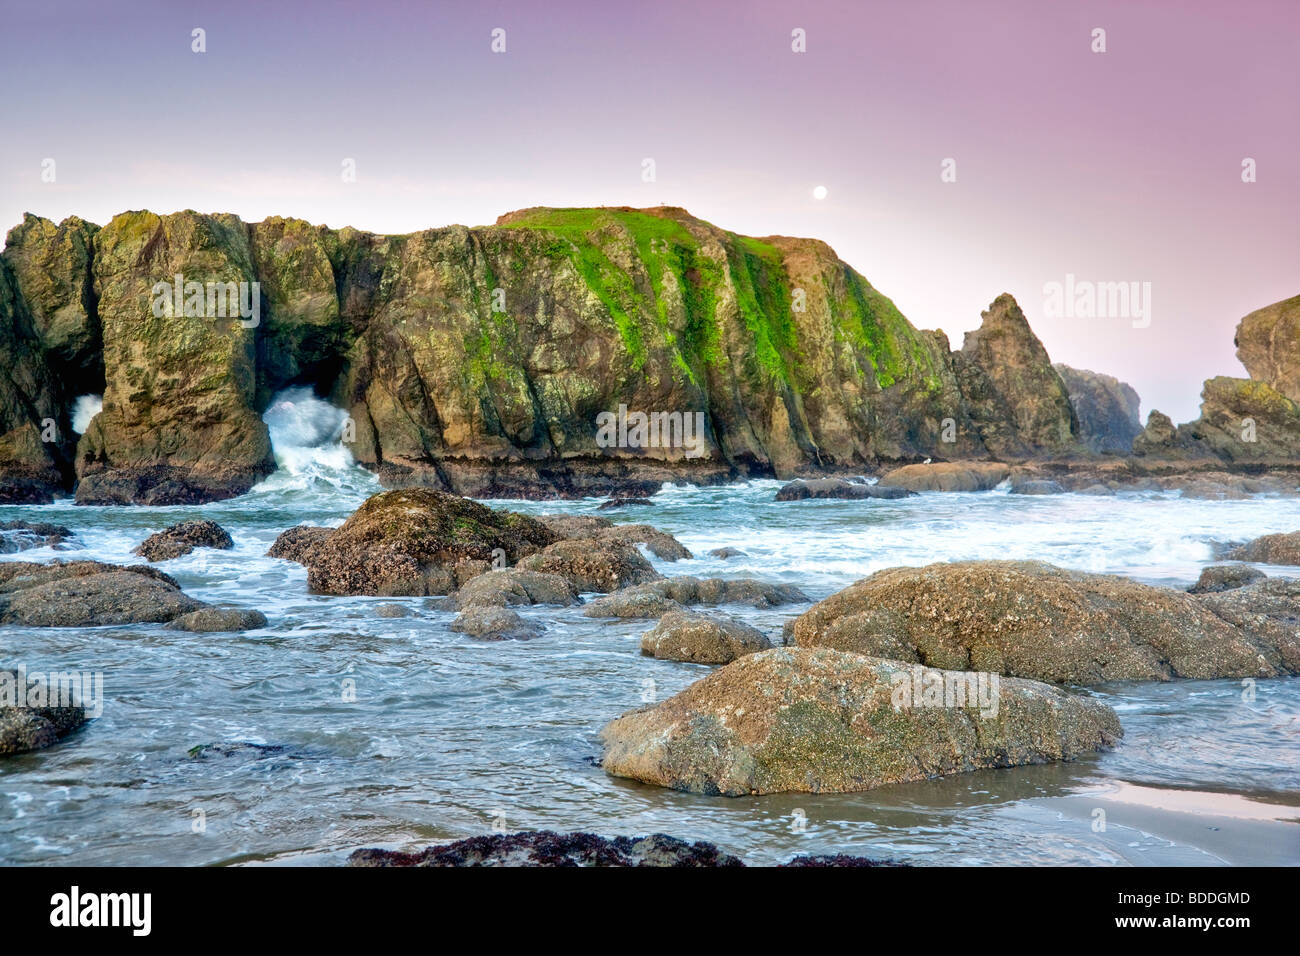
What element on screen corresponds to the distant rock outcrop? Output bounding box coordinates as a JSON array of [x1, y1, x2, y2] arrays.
[[1054, 365, 1142, 453], [952, 294, 1078, 458], [1235, 293, 1300, 404]]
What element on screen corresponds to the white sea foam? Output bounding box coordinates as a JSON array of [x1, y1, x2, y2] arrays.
[[70, 394, 102, 434]]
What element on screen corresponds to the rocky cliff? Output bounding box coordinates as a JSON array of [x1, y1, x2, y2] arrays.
[[1, 206, 1150, 503]]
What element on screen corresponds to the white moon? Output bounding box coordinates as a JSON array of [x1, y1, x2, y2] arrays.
[[812, 185, 828, 200]]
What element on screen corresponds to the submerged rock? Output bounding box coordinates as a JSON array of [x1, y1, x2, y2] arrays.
[[1009, 479, 1065, 495], [1227, 531, 1300, 566], [774, 478, 912, 501], [0, 560, 205, 627], [640, 610, 772, 664], [0, 520, 75, 553], [450, 606, 543, 641], [165, 607, 268, 632], [294, 489, 558, 596], [347, 830, 900, 867], [348, 831, 743, 867], [708, 547, 745, 559], [600, 647, 1121, 795], [877, 461, 1009, 493], [374, 603, 411, 618], [1189, 564, 1267, 594], [789, 560, 1294, 684], [133, 519, 233, 561], [0, 669, 89, 756], [597, 497, 655, 510], [584, 576, 810, 618]]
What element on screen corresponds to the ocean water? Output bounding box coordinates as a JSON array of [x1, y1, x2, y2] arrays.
[[1, 390, 1298, 866]]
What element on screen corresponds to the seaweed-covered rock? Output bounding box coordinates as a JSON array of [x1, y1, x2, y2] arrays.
[[133, 519, 233, 561], [347, 831, 744, 867], [600, 647, 1122, 795], [299, 489, 558, 596], [790, 561, 1294, 683], [640, 610, 771, 664]]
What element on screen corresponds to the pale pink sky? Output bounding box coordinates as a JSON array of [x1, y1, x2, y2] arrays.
[[1, 0, 1296, 421]]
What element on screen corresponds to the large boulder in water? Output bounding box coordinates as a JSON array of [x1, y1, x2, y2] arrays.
[[133, 519, 233, 561], [789, 561, 1295, 684], [600, 647, 1122, 796], [0, 560, 206, 626], [294, 489, 559, 596]]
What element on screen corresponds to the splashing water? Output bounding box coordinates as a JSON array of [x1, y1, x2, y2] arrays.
[[70, 394, 102, 434], [253, 387, 380, 502]]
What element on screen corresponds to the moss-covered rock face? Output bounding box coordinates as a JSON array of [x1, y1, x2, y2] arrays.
[[1236, 293, 1300, 404], [790, 561, 1297, 684], [1185, 376, 1300, 462], [331, 206, 988, 495], [600, 646, 1122, 796], [0, 258, 70, 501], [955, 294, 1078, 458], [75, 210, 275, 504], [2, 214, 101, 382]]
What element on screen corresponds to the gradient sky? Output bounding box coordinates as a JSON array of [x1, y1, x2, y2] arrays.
[[2, 0, 1296, 422]]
